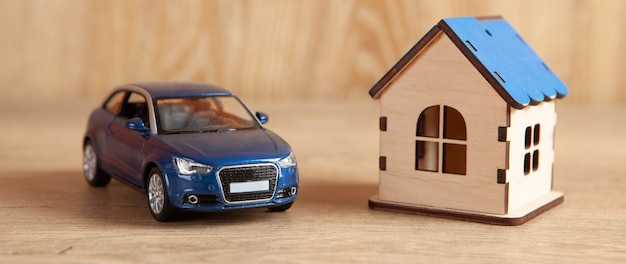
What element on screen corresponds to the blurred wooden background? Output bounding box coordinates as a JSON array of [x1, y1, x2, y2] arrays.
[[0, 0, 624, 105]]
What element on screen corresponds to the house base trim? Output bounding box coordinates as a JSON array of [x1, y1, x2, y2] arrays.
[[368, 191, 563, 226]]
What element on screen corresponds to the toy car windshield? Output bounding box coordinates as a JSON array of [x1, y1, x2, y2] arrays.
[[155, 95, 260, 134]]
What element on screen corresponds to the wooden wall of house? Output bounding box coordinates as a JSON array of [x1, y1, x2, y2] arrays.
[[1, 0, 624, 105]]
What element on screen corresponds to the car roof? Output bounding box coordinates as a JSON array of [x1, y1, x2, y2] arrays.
[[123, 81, 233, 99]]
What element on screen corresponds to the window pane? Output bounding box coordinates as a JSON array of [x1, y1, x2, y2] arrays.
[[524, 153, 531, 175], [155, 96, 259, 134], [443, 106, 467, 140], [532, 150, 539, 171], [127, 92, 145, 104], [533, 124, 540, 146], [120, 92, 148, 123], [524, 126, 532, 149], [442, 143, 466, 175], [417, 106, 439, 138], [416, 140, 438, 172], [104, 91, 126, 114]]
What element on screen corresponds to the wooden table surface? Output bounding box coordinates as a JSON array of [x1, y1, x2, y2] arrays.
[[1, 100, 625, 263]]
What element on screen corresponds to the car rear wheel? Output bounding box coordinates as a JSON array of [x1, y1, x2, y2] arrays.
[[147, 167, 177, 221], [83, 142, 111, 187], [268, 202, 293, 212]]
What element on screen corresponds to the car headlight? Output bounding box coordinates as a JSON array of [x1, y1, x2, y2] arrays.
[[173, 157, 213, 175], [278, 152, 297, 168]]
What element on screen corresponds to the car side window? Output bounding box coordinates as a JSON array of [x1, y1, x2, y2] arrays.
[[119, 92, 149, 127], [103, 91, 126, 114]]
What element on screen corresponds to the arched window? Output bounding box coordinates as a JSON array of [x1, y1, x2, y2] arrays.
[[415, 105, 467, 175]]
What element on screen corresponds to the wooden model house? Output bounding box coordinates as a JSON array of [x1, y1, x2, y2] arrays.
[[368, 16, 568, 225]]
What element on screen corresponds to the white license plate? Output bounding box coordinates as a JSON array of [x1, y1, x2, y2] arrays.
[[230, 180, 270, 193]]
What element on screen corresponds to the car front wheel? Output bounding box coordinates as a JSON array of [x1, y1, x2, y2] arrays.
[[83, 141, 111, 187], [147, 167, 177, 221]]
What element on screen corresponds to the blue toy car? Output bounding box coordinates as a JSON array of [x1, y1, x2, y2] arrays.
[[82, 82, 298, 221]]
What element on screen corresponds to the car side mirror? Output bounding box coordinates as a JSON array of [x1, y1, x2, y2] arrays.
[[125, 117, 149, 132], [256, 112, 269, 124]]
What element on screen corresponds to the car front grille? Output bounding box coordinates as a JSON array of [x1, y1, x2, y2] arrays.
[[218, 164, 278, 203]]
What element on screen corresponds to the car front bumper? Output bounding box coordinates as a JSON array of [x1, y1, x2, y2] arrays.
[[163, 163, 298, 212]]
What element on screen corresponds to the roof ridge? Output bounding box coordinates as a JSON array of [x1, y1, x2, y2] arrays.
[[368, 16, 568, 109]]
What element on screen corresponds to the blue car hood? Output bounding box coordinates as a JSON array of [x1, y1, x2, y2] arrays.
[[157, 129, 291, 165]]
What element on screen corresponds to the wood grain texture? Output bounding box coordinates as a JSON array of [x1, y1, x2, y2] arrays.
[[507, 101, 557, 212], [377, 33, 508, 214], [371, 22, 564, 216], [0, 99, 626, 263], [0, 99, 626, 262], [369, 191, 564, 226], [1, 0, 625, 105]]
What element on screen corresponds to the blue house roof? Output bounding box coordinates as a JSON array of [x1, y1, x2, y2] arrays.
[[369, 16, 568, 109]]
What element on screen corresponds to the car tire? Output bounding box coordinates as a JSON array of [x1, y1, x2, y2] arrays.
[[268, 202, 293, 212], [147, 167, 177, 221], [83, 141, 111, 187]]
